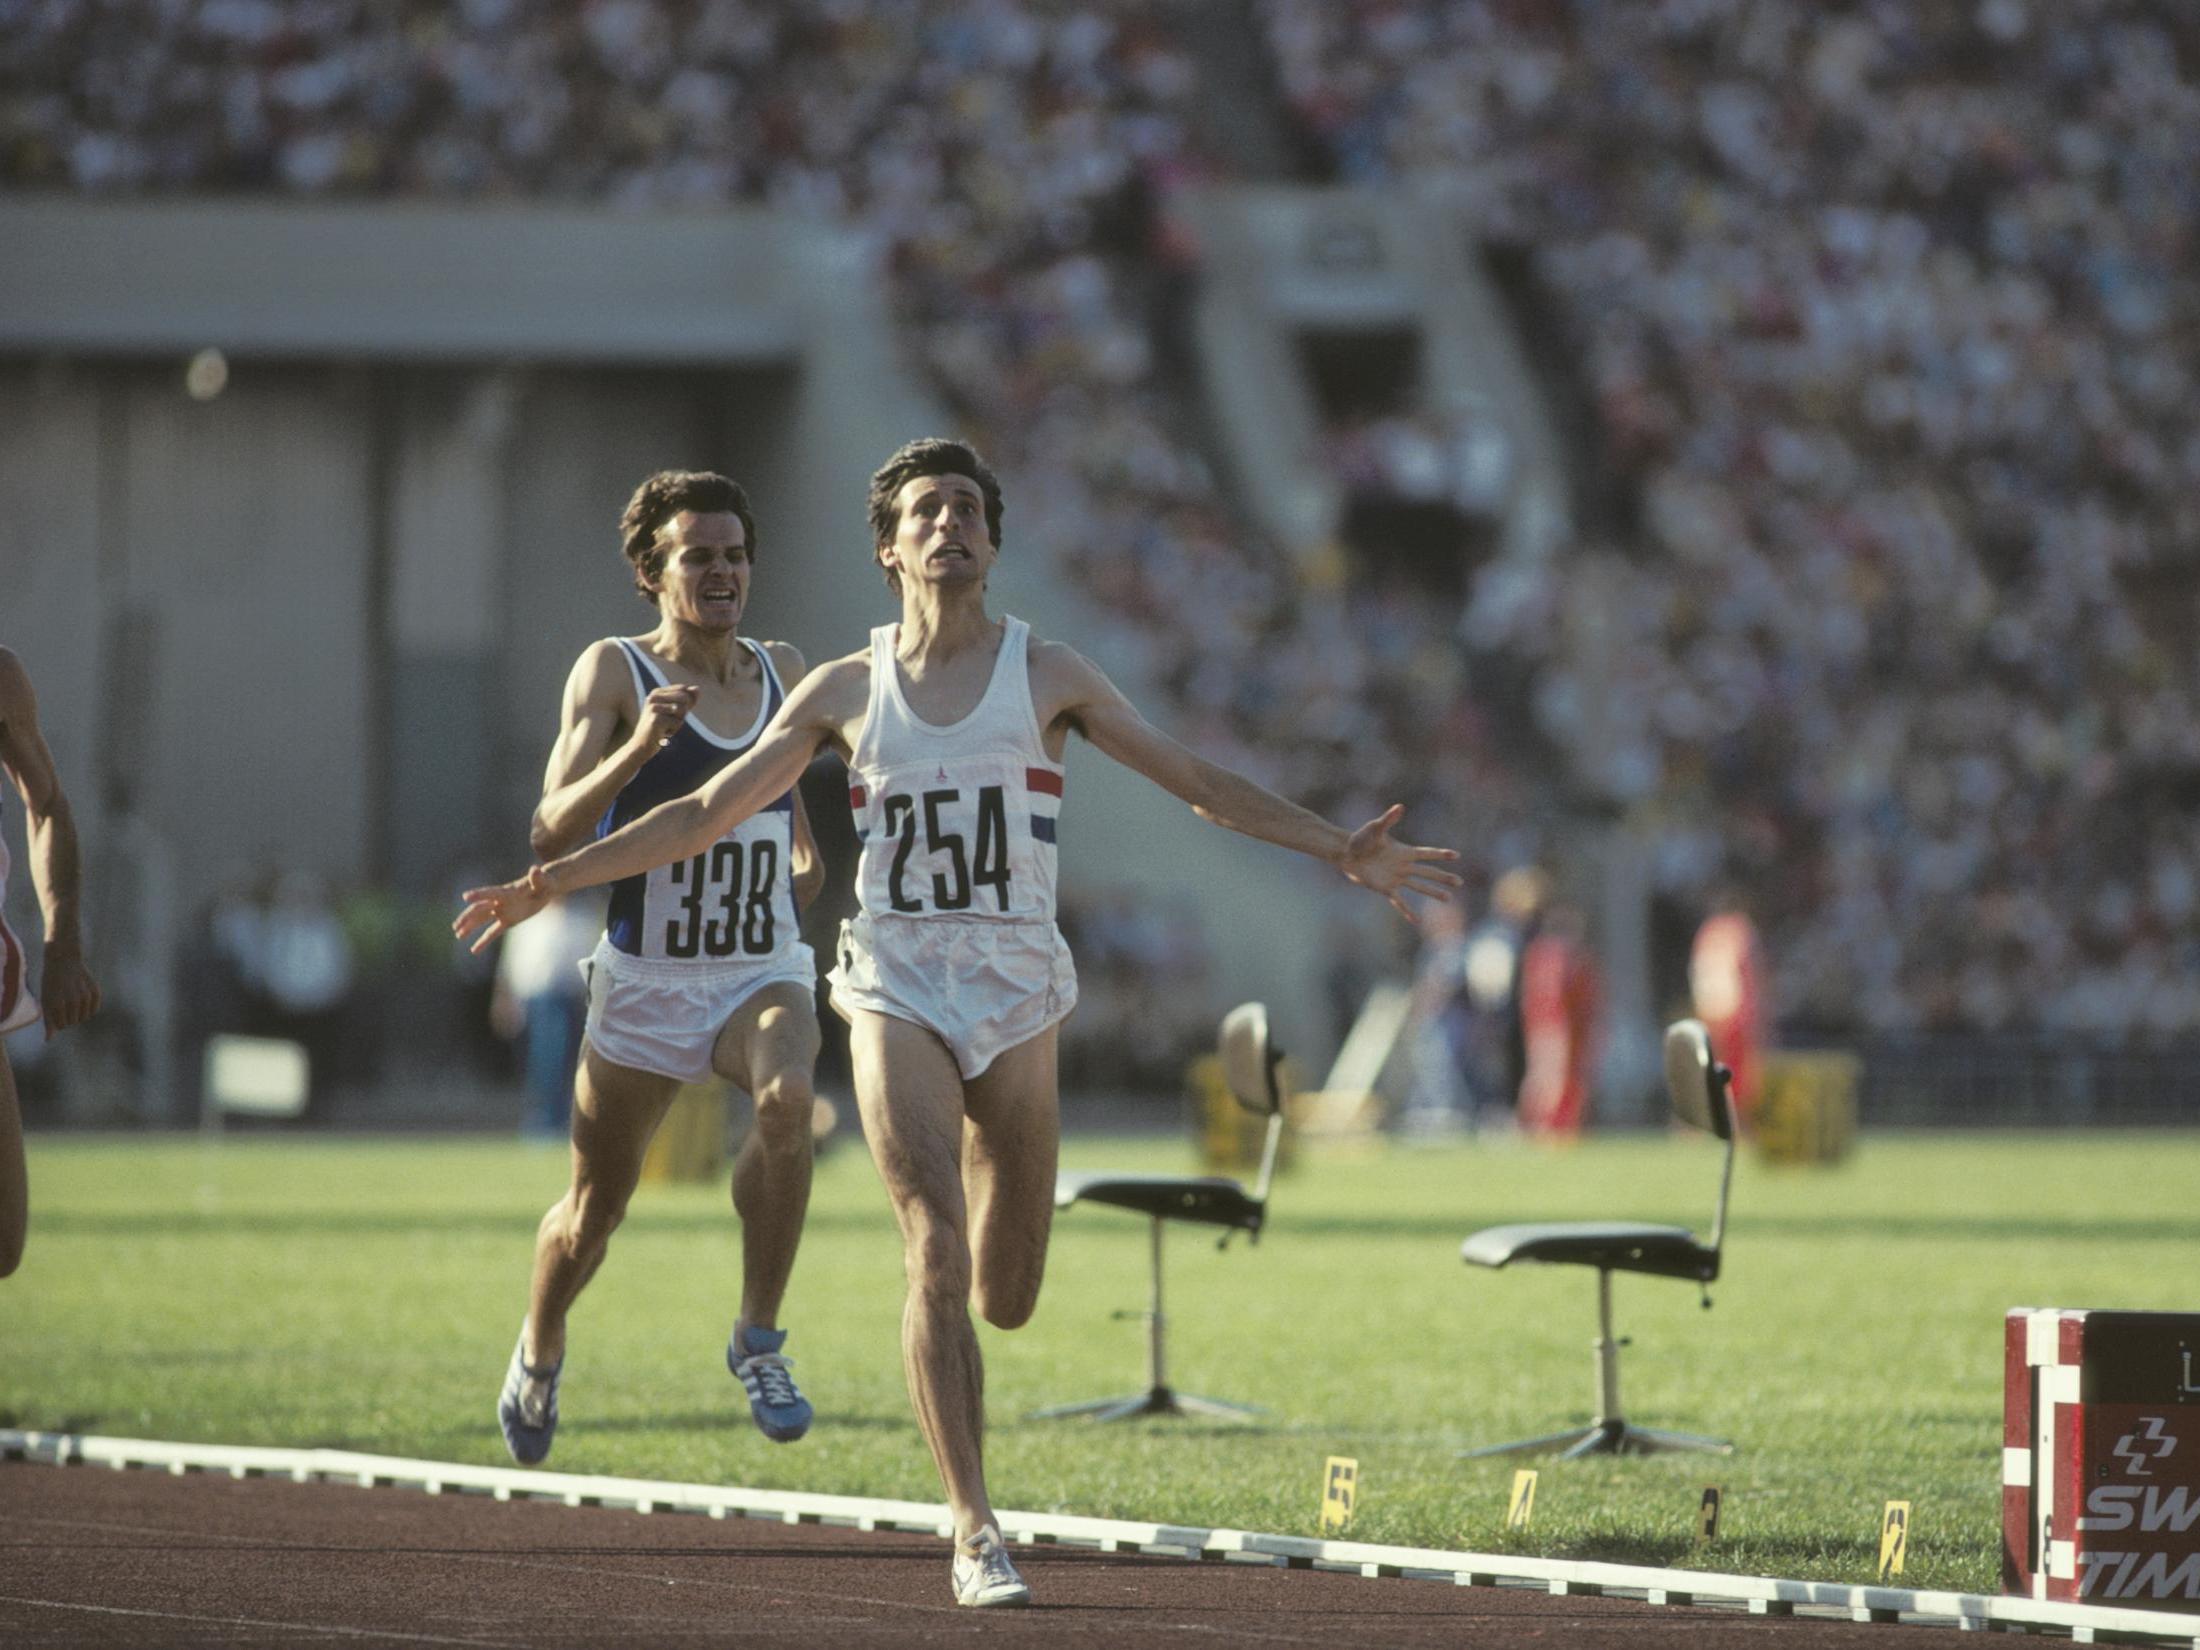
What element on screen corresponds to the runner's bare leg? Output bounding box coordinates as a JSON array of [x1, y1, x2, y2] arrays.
[[712, 979, 821, 1333], [849, 1009, 996, 1542], [0, 1051, 26, 1278], [961, 1023, 1059, 1331], [525, 1047, 679, 1368]]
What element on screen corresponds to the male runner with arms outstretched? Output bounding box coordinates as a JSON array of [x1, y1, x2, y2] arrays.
[[495, 470, 829, 1465], [0, 646, 101, 1277], [459, 440, 1458, 1601]]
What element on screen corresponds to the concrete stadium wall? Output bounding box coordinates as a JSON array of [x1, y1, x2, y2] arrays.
[[2, 361, 372, 889], [0, 198, 1337, 1077]]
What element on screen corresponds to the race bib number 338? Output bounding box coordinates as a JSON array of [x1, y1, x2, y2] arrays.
[[663, 839, 780, 958]]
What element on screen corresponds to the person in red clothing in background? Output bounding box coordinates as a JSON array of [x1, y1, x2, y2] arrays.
[[1690, 889, 1767, 1132], [1515, 899, 1601, 1138]]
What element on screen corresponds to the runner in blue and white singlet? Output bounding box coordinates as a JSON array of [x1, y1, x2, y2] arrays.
[[466, 473, 827, 1469], [598, 635, 804, 968], [578, 632, 817, 1087]]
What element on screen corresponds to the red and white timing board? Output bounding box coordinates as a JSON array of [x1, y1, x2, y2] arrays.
[[2006, 1307, 2200, 1609]]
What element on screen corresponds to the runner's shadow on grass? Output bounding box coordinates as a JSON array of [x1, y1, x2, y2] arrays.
[[1279, 1212, 2200, 1243], [1555, 1533, 1885, 1574], [48, 1209, 2196, 1243], [0, 1411, 104, 1433], [1734, 1212, 2200, 1243], [37, 1209, 894, 1238], [571, 1411, 918, 1437], [1013, 1427, 1296, 1443]]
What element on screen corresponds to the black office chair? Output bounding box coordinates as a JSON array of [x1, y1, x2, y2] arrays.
[[1032, 1002, 1289, 1422], [1459, 1018, 1738, 1458]]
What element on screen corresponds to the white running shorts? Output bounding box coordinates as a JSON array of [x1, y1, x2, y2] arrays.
[[827, 912, 1078, 1080], [0, 912, 37, 1036], [582, 935, 818, 1085]]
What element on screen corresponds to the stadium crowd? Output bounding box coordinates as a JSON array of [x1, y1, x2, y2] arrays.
[[3, 0, 1541, 1082], [8, 0, 2200, 1043], [1262, 0, 2200, 1037]]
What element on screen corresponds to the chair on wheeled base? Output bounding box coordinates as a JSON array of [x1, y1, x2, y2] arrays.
[[1459, 1018, 1739, 1459], [1031, 1002, 1288, 1422]]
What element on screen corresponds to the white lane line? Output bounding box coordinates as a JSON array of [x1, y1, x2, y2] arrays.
[[2, 1513, 305, 1544], [0, 1595, 531, 1648], [2, 1508, 970, 1618], [4, 1528, 1386, 1643], [436, 1549, 972, 1616], [5, 1511, 1420, 1636]]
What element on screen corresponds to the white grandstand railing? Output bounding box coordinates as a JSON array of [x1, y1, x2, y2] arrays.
[[5, 1430, 2198, 1646]]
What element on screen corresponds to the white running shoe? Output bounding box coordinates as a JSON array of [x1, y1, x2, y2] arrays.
[[951, 1525, 1032, 1608]]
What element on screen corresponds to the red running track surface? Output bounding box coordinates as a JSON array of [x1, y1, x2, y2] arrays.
[[0, 1462, 1989, 1648]]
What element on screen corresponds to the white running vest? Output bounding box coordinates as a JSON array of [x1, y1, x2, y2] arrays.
[[846, 616, 1063, 924], [0, 801, 34, 1033]]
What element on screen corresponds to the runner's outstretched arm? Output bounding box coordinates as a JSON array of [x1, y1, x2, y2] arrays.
[[457, 663, 852, 950], [1044, 645, 1461, 923]]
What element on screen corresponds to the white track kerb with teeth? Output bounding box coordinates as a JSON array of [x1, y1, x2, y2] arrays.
[[7, 1430, 2200, 1646]]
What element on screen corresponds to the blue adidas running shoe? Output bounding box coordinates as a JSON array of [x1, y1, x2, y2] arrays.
[[497, 1325, 561, 1466], [728, 1324, 813, 1442]]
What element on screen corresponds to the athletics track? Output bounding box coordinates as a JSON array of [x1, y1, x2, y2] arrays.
[[4, 1435, 2198, 1648]]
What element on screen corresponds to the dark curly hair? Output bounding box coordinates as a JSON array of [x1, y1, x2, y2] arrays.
[[866, 438, 1004, 594], [618, 470, 759, 604]]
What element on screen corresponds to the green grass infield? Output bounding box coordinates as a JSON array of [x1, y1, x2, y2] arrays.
[[5, 1123, 2195, 1596]]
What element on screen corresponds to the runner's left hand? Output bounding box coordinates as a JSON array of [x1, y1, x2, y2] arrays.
[[38, 943, 100, 1034], [1339, 804, 1462, 925], [454, 866, 555, 954]]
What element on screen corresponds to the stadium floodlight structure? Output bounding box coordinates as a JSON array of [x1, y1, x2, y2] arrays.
[[1032, 1002, 1290, 1422], [1458, 1018, 1738, 1459]]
